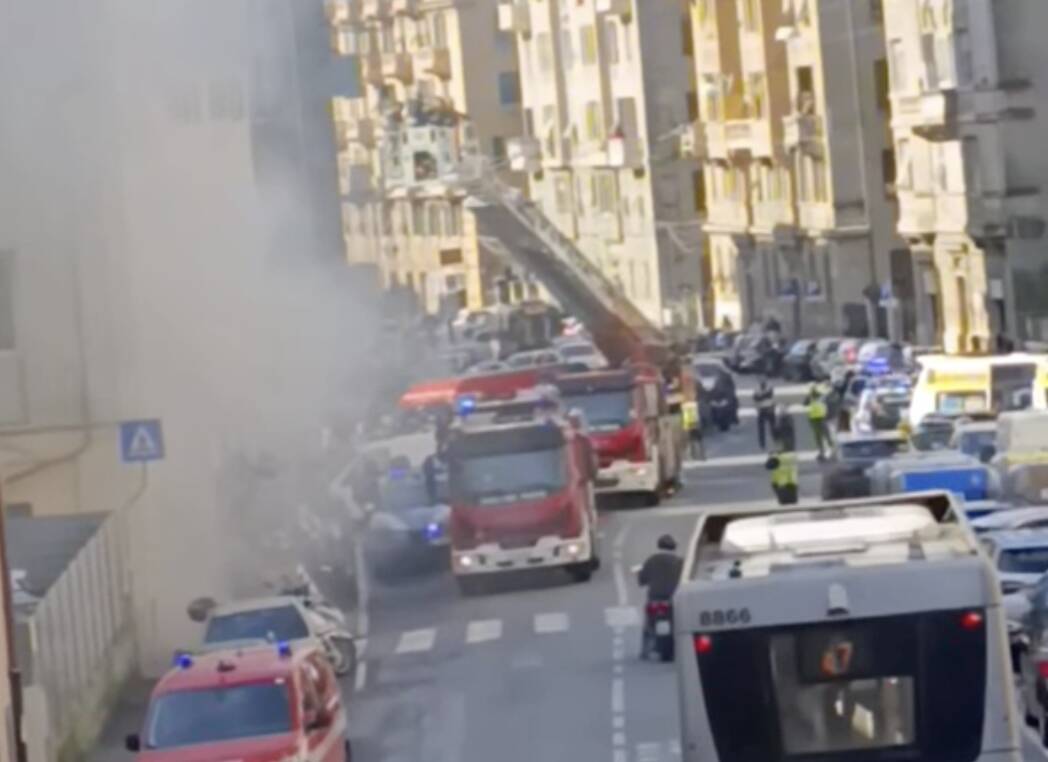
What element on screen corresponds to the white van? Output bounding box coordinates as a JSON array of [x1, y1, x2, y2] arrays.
[[675, 492, 1020, 762], [910, 354, 1048, 427]]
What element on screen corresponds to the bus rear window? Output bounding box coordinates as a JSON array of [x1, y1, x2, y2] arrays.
[[937, 392, 986, 416]]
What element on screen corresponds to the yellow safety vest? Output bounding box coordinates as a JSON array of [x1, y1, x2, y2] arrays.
[[808, 397, 827, 420], [770, 452, 799, 488], [681, 400, 699, 431]]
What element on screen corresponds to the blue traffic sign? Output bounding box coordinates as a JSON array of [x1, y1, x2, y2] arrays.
[[119, 419, 165, 463]]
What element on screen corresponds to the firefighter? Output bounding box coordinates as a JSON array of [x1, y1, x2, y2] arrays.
[[681, 397, 704, 461], [765, 446, 799, 505], [805, 383, 831, 462]]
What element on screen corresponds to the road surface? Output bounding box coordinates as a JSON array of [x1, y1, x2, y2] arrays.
[[345, 375, 1048, 762]]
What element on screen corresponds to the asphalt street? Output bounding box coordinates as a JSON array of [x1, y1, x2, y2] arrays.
[[346, 373, 1048, 762]]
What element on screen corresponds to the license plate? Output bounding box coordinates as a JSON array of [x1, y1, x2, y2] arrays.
[[655, 621, 671, 636]]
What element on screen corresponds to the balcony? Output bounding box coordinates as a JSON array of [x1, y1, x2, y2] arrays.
[[362, 0, 390, 22], [679, 122, 707, 160], [339, 153, 374, 198], [798, 201, 835, 232], [607, 135, 644, 169], [416, 46, 452, 79], [752, 199, 796, 237], [391, 0, 419, 17], [507, 136, 542, 173], [597, 211, 623, 243], [339, 117, 376, 148], [325, 0, 361, 26], [896, 190, 936, 237], [723, 119, 774, 158], [707, 199, 750, 232], [595, 0, 632, 18], [782, 113, 823, 154], [893, 90, 960, 142], [498, 0, 531, 37], [936, 192, 1007, 236], [382, 52, 414, 83]]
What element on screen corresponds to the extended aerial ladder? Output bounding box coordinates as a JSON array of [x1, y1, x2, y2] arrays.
[[458, 160, 671, 370]]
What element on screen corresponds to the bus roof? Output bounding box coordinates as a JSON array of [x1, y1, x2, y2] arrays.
[[685, 493, 975, 583]]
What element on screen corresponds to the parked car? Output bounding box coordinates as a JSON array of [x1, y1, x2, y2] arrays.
[[506, 348, 564, 369], [808, 337, 844, 380], [692, 358, 738, 429], [821, 431, 910, 500], [857, 339, 908, 376], [465, 360, 509, 375], [911, 414, 957, 451], [1015, 570, 1048, 742], [555, 341, 607, 370], [852, 385, 912, 434], [726, 334, 758, 371], [971, 506, 1048, 534], [951, 419, 998, 461], [782, 339, 817, 381]]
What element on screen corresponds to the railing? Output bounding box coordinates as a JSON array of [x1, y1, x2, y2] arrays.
[[21, 507, 135, 761]]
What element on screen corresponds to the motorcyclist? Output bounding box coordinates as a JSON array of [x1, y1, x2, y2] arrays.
[[638, 535, 683, 657]]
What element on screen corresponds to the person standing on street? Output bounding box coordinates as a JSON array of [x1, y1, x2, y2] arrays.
[[765, 445, 799, 505], [754, 377, 776, 450], [805, 383, 831, 461], [773, 403, 796, 452], [681, 398, 704, 461]]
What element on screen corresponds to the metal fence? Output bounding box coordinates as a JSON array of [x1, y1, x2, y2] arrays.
[[20, 507, 136, 761]]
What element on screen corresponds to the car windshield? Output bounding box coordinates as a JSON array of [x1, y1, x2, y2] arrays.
[[452, 448, 566, 503], [146, 683, 291, 749], [506, 355, 534, 368], [380, 476, 436, 510], [561, 390, 633, 431], [999, 547, 1048, 576], [859, 343, 889, 362], [204, 606, 309, 645], [938, 392, 988, 416], [958, 430, 997, 456], [788, 342, 812, 356]]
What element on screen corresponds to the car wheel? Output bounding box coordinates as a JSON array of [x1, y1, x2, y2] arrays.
[[567, 563, 593, 583], [330, 636, 357, 677], [644, 490, 661, 507]]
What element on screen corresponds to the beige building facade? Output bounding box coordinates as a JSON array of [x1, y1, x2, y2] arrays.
[[500, 0, 705, 330], [884, 0, 1048, 352], [329, 0, 525, 314], [688, 0, 905, 338]]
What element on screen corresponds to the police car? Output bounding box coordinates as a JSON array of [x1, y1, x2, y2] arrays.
[[675, 492, 1020, 762]]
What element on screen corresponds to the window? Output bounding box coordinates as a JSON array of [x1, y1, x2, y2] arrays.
[[962, 136, 981, 194], [413, 201, 426, 235], [536, 32, 553, 72], [812, 159, 828, 203], [681, 15, 693, 56], [874, 59, 890, 113], [604, 18, 620, 65], [795, 66, 815, 114], [742, 0, 759, 32], [693, 170, 707, 214], [889, 39, 908, 91], [882, 148, 897, 196], [554, 174, 572, 214], [956, 30, 973, 85], [428, 204, 443, 236], [897, 138, 913, 189], [920, 33, 938, 88], [935, 35, 955, 86], [432, 11, 448, 48], [686, 90, 699, 123], [585, 101, 604, 142], [748, 73, 767, 118], [497, 72, 520, 106], [869, 0, 884, 24], [595, 172, 617, 213], [560, 29, 575, 68], [580, 25, 598, 66]]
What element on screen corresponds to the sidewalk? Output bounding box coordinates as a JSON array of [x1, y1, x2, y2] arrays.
[[85, 677, 152, 761]]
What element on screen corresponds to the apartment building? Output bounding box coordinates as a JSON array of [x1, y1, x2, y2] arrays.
[[501, 0, 705, 330], [328, 0, 524, 314], [883, 0, 1048, 351], [687, 0, 904, 338]]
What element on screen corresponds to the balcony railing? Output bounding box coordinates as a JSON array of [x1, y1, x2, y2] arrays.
[[339, 117, 376, 148], [595, 0, 632, 18], [362, 0, 390, 22], [507, 136, 542, 172], [362, 52, 384, 86], [782, 113, 823, 153], [416, 46, 452, 79], [498, 0, 531, 36], [679, 121, 707, 160], [391, 0, 419, 17], [707, 199, 750, 231], [722, 118, 774, 158]]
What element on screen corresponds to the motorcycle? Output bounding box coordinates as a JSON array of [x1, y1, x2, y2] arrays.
[[278, 569, 359, 678], [710, 397, 734, 432], [643, 599, 675, 662]]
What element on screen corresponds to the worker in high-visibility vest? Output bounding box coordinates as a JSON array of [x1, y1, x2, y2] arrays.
[[765, 446, 799, 505], [681, 398, 704, 461], [805, 383, 831, 462]]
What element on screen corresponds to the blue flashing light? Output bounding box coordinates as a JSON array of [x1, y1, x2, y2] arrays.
[[276, 641, 293, 659], [388, 467, 410, 482], [425, 522, 443, 541], [455, 395, 478, 416], [173, 653, 193, 670]]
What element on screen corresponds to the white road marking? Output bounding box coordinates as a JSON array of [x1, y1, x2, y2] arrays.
[[637, 742, 662, 762], [684, 451, 820, 469], [612, 715, 625, 729], [606, 606, 641, 628], [614, 563, 629, 606], [612, 750, 628, 762], [509, 651, 543, 669], [612, 732, 627, 747], [613, 521, 631, 551], [354, 660, 368, 693], [613, 663, 624, 674], [534, 612, 569, 634], [738, 403, 807, 420], [611, 677, 625, 713], [669, 739, 682, 756], [395, 628, 436, 654], [466, 619, 502, 644], [1022, 725, 1048, 760]]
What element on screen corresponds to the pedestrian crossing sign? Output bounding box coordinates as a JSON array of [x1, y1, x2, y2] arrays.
[[119, 419, 165, 463]]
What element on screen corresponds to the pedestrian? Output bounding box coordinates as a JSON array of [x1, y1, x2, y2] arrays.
[[754, 376, 776, 450], [805, 383, 831, 461], [765, 445, 799, 505], [681, 398, 704, 461], [773, 403, 796, 452]]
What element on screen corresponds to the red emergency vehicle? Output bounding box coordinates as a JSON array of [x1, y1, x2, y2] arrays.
[[126, 644, 348, 761], [444, 409, 599, 595], [554, 366, 683, 505], [398, 366, 570, 411]]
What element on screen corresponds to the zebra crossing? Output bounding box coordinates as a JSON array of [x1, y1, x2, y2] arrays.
[[386, 606, 642, 656]]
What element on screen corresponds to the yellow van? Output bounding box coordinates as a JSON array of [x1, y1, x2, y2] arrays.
[[909, 353, 1048, 426]]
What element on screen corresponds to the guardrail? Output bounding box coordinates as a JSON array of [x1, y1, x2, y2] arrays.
[[20, 507, 135, 762]]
